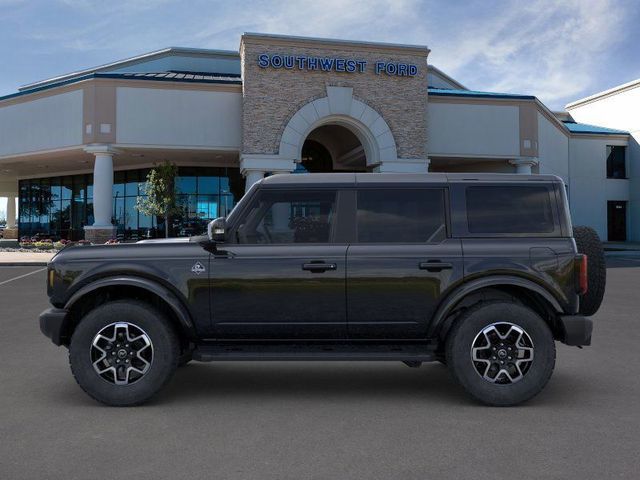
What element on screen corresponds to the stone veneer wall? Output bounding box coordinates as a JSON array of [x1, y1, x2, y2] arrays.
[[240, 36, 429, 160]]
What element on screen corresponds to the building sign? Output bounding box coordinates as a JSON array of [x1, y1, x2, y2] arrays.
[[258, 53, 418, 77]]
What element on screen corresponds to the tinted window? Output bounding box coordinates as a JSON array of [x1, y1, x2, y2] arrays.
[[356, 189, 446, 243], [238, 190, 337, 244], [606, 145, 626, 179], [466, 186, 554, 234]]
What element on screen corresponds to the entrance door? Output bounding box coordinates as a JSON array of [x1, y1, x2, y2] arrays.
[[210, 188, 348, 339], [607, 201, 627, 241], [346, 187, 464, 338]]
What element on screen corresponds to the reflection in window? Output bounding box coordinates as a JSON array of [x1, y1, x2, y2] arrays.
[[238, 190, 336, 244], [18, 167, 243, 241], [607, 146, 626, 179], [357, 189, 446, 243]]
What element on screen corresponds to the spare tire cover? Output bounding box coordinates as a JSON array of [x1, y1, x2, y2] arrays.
[[573, 226, 606, 316]]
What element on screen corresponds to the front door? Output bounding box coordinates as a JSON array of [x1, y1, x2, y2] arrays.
[[210, 188, 348, 339], [347, 187, 464, 338], [608, 201, 627, 241]]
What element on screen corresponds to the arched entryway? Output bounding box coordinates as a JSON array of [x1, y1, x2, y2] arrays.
[[278, 86, 401, 173], [298, 124, 368, 173]]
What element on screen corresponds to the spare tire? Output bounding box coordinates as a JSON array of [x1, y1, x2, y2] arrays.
[[573, 226, 606, 316]]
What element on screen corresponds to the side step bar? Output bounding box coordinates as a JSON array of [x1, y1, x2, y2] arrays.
[[192, 343, 437, 362]]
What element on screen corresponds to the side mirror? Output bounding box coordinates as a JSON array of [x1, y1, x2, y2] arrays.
[[207, 217, 226, 243]]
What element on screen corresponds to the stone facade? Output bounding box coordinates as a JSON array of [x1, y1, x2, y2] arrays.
[[240, 34, 429, 161]]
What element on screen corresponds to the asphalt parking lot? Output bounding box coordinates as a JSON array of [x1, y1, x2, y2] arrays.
[[1, 260, 639, 480]]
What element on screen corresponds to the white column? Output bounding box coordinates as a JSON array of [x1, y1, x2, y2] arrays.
[[89, 150, 115, 226], [243, 169, 266, 192], [510, 158, 539, 174], [6, 195, 16, 229], [83, 145, 119, 243]]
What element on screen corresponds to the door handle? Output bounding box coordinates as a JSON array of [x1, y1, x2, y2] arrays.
[[419, 261, 453, 272], [302, 262, 337, 273]]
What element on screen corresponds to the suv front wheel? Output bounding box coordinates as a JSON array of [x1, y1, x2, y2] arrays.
[[445, 301, 556, 406], [69, 300, 180, 406]]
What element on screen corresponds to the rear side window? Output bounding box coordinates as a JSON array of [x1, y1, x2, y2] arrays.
[[466, 186, 554, 234], [356, 188, 446, 243]]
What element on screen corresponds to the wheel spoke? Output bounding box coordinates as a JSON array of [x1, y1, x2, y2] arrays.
[[91, 322, 153, 386], [471, 322, 534, 385]]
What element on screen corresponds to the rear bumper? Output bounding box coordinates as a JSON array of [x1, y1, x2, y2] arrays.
[[39, 308, 70, 346], [558, 315, 593, 346]]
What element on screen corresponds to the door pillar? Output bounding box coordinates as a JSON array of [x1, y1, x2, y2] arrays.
[[84, 145, 119, 243]]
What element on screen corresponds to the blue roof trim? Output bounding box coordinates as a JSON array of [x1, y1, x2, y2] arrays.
[[0, 72, 242, 102], [562, 121, 628, 135], [428, 87, 535, 100]]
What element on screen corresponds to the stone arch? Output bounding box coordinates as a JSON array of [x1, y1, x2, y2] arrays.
[[278, 86, 398, 167]]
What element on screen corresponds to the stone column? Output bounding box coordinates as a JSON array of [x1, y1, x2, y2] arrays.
[[510, 158, 539, 174], [2, 195, 18, 239], [84, 145, 119, 244]]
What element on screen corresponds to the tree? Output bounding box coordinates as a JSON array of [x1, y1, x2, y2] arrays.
[[136, 161, 181, 238]]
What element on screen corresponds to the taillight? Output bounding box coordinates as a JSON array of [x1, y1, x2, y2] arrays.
[[575, 254, 588, 295]]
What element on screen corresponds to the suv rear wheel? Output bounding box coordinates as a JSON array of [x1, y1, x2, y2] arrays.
[[69, 300, 180, 406], [445, 301, 555, 406]]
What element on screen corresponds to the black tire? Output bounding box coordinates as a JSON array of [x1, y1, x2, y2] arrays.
[[69, 300, 180, 406], [445, 301, 556, 406], [573, 225, 606, 316], [178, 351, 193, 367]]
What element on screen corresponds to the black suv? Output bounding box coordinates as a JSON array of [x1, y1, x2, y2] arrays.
[[40, 173, 605, 406]]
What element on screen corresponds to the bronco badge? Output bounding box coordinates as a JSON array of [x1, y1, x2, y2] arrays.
[[191, 261, 206, 275]]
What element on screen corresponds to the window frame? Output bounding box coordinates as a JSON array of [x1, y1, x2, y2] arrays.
[[350, 186, 450, 245], [606, 145, 627, 180], [227, 187, 347, 245], [450, 183, 562, 238]]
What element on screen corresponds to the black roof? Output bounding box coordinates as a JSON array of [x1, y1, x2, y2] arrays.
[[260, 172, 563, 187]]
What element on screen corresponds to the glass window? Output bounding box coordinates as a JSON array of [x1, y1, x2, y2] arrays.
[[607, 146, 626, 179], [176, 175, 197, 194], [197, 176, 218, 194], [196, 195, 218, 220], [125, 170, 140, 197], [237, 190, 337, 244], [356, 189, 446, 243], [61, 177, 73, 200], [466, 186, 555, 234], [113, 171, 125, 198]]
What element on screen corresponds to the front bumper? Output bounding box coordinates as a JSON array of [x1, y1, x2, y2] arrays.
[[39, 308, 70, 346], [558, 315, 593, 346]]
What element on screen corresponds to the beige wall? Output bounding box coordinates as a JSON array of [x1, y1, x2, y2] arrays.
[[427, 102, 520, 157], [0, 90, 83, 157], [537, 112, 569, 181], [116, 87, 243, 149], [240, 36, 429, 159]]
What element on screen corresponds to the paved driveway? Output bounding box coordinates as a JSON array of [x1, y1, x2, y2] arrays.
[[1, 260, 639, 480]]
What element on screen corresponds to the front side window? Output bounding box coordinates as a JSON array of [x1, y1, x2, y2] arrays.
[[466, 186, 554, 234], [237, 190, 337, 244], [356, 188, 446, 243], [606, 145, 626, 179]]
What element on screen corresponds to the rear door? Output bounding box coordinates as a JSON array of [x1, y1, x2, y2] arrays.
[[346, 187, 464, 339]]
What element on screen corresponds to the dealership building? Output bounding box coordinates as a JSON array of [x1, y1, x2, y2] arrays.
[[0, 33, 635, 243]]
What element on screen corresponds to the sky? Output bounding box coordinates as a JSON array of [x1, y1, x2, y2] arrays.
[[0, 0, 639, 216]]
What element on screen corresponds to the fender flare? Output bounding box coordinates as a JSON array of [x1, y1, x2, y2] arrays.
[[427, 275, 564, 338], [64, 275, 196, 338]]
